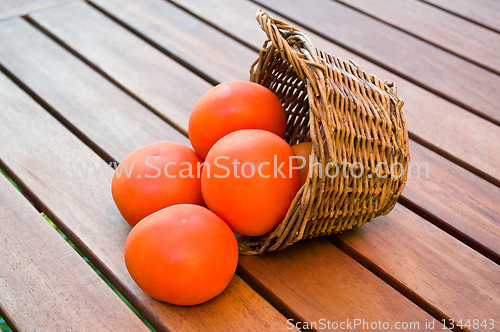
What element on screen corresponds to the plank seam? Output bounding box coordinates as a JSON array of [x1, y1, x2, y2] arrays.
[[250, 0, 500, 129], [398, 196, 500, 266], [0, 63, 117, 166], [235, 265, 310, 331], [86, 0, 220, 87], [417, 0, 500, 35], [328, 235, 465, 332], [408, 132, 500, 189], [0, 305, 19, 332], [163, 0, 261, 53], [24, 16, 189, 138]]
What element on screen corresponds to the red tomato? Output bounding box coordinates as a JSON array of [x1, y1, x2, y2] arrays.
[[112, 141, 204, 226], [202, 129, 301, 236], [188, 81, 286, 160], [291, 142, 313, 186], [125, 204, 238, 305]]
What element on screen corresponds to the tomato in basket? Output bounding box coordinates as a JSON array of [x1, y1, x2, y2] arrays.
[[291, 142, 313, 187]]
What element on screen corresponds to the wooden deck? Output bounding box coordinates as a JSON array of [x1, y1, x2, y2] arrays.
[[0, 0, 499, 331]]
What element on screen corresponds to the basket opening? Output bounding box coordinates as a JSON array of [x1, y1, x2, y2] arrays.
[[254, 52, 311, 146]]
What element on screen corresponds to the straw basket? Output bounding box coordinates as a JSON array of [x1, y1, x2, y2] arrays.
[[238, 10, 410, 255]]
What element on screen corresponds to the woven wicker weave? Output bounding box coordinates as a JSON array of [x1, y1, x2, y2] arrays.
[[238, 10, 410, 255]]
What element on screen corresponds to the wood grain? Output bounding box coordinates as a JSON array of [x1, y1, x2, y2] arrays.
[[30, 2, 215, 135], [0, 169, 150, 332], [334, 204, 500, 332], [171, 0, 500, 261], [89, 0, 255, 84], [256, 0, 500, 125], [238, 238, 443, 331], [422, 0, 500, 34], [0, 18, 188, 163], [336, 0, 500, 75], [0, 70, 296, 331]]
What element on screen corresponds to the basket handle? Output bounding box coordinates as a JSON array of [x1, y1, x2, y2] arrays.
[[256, 10, 324, 82]]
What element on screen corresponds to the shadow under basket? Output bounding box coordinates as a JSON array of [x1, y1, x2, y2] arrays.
[[238, 10, 410, 255]]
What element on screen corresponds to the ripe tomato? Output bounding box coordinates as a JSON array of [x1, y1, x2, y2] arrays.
[[112, 141, 204, 226], [202, 129, 301, 236], [125, 204, 238, 306], [291, 142, 313, 186], [188, 81, 286, 160]]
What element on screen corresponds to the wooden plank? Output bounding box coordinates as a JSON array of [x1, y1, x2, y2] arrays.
[[238, 238, 443, 331], [0, 168, 150, 331], [254, 0, 500, 126], [336, 0, 500, 75], [0, 18, 188, 164], [0, 70, 295, 331], [0, 0, 78, 21], [170, 0, 500, 261], [89, 0, 255, 84], [333, 204, 500, 332], [422, 0, 500, 34], [30, 2, 215, 135]]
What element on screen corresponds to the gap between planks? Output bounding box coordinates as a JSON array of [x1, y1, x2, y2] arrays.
[[84, 0, 219, 87], [24, 15, 188, 137], [418, 0, 500, 35], [0, 62, 117, 165]]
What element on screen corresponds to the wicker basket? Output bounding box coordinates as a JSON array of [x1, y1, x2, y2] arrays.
[[238, 10, 410, 255]]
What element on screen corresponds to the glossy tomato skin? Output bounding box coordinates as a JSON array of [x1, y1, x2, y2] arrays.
[[188, 81, 286, 160], [125, 204, 238, 306], [202, 129, 301, 236], [112, 141, 204, 227], [291, 142, 313, 187]]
